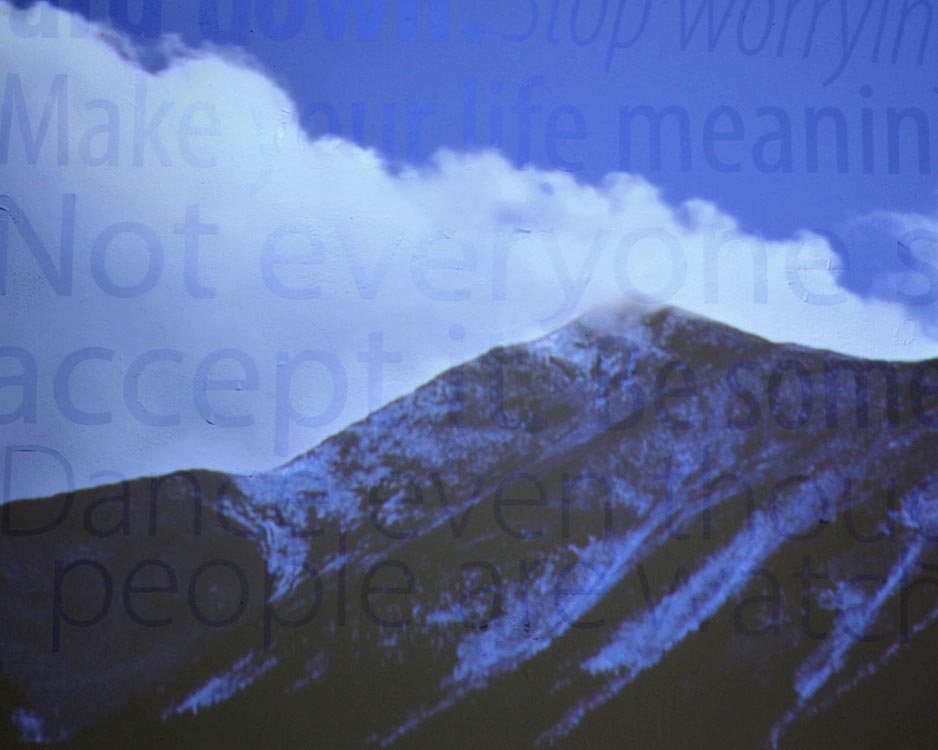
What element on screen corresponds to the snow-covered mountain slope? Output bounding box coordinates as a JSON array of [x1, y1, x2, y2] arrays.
[[2, 304, 937, 748]]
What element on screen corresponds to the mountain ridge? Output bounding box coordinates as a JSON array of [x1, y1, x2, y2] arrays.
[[1, 304, 937, 748]]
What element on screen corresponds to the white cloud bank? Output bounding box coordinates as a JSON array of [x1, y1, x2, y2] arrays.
[[1, 1, 936, 501]]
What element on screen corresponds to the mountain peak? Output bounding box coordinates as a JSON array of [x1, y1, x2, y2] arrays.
[[1, 307, 936, 749]]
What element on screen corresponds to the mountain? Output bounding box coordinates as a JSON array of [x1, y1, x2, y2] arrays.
[[1, 304, 937, 748]]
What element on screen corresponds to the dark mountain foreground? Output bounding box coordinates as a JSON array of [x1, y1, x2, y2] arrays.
[[2, 305, 937, 748]]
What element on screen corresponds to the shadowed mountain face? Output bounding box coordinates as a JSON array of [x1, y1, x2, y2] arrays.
[[2, 305, 938, 748]]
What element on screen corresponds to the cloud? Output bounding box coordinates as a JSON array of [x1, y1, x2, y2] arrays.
[[833, 205, 938, 339], [1, 1, 934, 501]]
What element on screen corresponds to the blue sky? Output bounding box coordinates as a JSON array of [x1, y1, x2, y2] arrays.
[[16, 3, 938, 231]]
